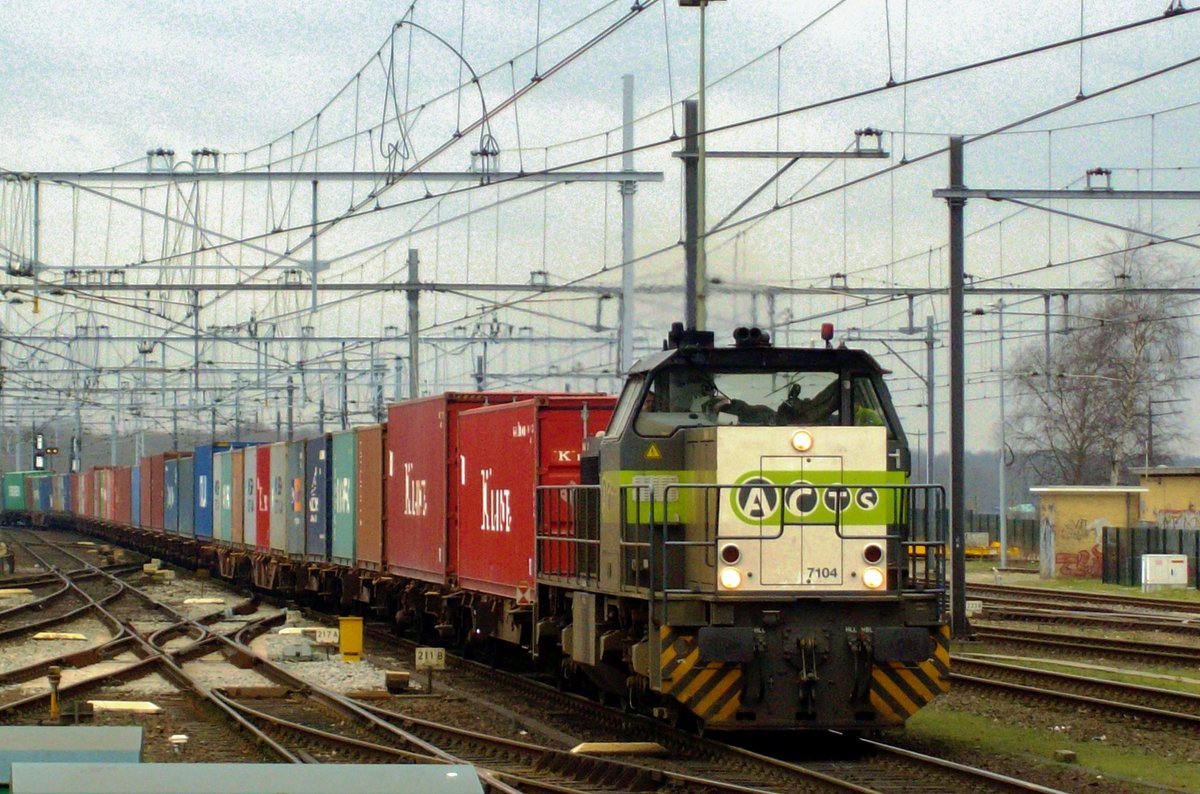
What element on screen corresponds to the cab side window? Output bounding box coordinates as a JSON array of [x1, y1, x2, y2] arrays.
[[607, 376, 645, 436], [851, 377, 890, 432]]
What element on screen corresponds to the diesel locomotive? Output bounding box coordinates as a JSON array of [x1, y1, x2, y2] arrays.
[[535, 323, 949, 731]]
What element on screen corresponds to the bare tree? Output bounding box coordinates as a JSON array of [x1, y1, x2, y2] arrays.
[[1010, 236, 1189, 485]]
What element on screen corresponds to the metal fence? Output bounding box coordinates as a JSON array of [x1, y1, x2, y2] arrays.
[[1102, 525, 1200, 587]]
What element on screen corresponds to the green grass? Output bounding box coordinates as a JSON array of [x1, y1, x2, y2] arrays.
[[906, 705, 1200, 791]]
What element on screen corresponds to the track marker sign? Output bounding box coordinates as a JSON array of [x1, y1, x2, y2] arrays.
[[415, 646, 446, 670], [415, 646, 446, 693]]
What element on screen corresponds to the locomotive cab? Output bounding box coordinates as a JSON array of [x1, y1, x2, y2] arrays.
[[599, 324, 912, 596], [537, 324, 949, 731]]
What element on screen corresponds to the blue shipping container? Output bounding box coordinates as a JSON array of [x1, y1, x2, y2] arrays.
[[36, 477, 52, 512], [193, 442, 255, 540], [304, 435, 331, 562], [330, 430, 357, 566]]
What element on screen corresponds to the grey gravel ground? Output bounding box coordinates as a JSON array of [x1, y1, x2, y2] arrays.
[[250, 624, 392, 694], [135, 573, 243, 620], [0, 591, 38, 608], [0, 616, 113, 675]]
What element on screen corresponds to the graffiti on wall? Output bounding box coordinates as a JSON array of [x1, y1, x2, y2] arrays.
[[1053, 516, 1108, 578], [1156, 510, 1200, 531], [1055, 545, 1102, 577]]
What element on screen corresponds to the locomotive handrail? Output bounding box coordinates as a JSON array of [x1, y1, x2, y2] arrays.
[[533, 480, 948, 623], [615, 481, 948, 623], [534, 484, 602, 588]]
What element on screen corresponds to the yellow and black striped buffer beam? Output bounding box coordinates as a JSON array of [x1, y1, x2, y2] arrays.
[[658, 625, 743, 723], [870, 625, 951, 723]]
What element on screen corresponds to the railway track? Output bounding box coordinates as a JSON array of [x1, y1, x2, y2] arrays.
[[0, 533, 283, 761], [6, 527, 1065, 793], [969, 624, 1200, 666], [951, 655, 1200, 731], [293, 613, 1069, 792], [967, 583, 1200, 617], [966, 583, 1200, 633], [804, 737, 1069, 794], [964, 582, 1200, 633], [0, 532, 528, 791]]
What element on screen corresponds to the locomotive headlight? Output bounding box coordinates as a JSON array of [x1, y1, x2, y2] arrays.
[[720, 544, 741, 565], [790, 429, 814, 452], [719, 567, 742, 589], [862, 567, 885, 589], [863, 543, 884, 564]]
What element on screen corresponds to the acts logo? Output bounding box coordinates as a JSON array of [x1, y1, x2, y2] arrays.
[[729, 472, 887, 523], [734, 477, 778, 521]]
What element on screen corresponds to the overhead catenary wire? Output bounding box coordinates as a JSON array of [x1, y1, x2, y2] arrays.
[[2, 1, 1200, 436]]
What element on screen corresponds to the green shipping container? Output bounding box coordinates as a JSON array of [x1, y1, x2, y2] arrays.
[[214, 450, 232, 543], [3, 471, 43, 511], [331, 429, 357, 566]]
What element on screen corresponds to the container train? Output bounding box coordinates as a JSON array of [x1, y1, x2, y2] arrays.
[[8, 324, 950, 733]]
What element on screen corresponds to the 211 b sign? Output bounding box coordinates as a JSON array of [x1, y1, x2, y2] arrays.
[[414, 647, 446, 671]]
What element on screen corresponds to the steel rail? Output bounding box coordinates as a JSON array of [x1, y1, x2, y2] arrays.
[[967, 583, 1200, 616], [970, 625, 1200, 665], [358, 700, 855, 794], [0, 533, 298, 760], [974, 603, 1200, 635], [855, 737, 1069, 794], [28, 531, 524, 793], [349, 618, 1041, 794], [950, 666, 1200, 731]]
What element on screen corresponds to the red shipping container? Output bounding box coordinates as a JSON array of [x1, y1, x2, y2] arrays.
[[70, 473, 81, 518], [81, 470, 93, 520], [98, 467, 117, 521], [355, 424, 386, 570], [92, 470, 100, 518], [95, 468, 108, 520], [455, 396, 613, 598], [114, 466, 133, 524], [255, 446, 271, 550], [386, 392, 584, 585]]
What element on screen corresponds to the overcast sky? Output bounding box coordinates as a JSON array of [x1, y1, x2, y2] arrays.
[[2, 1, 1199, 466]]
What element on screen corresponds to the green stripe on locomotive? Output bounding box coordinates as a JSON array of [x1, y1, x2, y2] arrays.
[[728, 469, 907, 525]]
